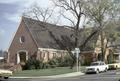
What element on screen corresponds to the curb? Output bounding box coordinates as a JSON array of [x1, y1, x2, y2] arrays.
[[10, 72, 84, 79]]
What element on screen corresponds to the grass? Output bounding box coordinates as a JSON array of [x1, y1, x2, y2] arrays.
[[12, 66, 86, 77]]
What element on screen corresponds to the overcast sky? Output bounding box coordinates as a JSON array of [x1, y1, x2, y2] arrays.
[[0, 0, 50, 50]]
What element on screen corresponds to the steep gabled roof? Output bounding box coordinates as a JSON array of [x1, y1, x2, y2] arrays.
[[22, 17, 73, 50]]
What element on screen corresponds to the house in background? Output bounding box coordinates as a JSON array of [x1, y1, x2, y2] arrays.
[[93, 35, 120, 64], [108, 45, 120, 63], [80, 33, 111, 65]]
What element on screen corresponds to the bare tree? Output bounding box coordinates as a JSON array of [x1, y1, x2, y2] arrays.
[[23, 4, 55, 23]]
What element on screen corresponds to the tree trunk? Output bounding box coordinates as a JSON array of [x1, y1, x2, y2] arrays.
[[100, 30, 105, 61]]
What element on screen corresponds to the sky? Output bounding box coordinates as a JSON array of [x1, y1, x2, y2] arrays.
[[0, 0, 50, 50]]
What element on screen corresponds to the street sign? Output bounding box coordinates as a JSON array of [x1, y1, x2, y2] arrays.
[[71, 48, 80, 58], [75, 48, 80, 58], [75, 48, 80, 53]]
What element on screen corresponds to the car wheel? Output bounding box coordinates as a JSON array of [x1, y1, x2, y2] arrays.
[[96, 69, 99, 74], [116, 65, 118, 69], [4, 77, 9, 79], [105, 68, 107, 72]]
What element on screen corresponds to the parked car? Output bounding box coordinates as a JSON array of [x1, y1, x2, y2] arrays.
[[0, 69, 12, 79], [85, 61, 108, 74], [108, 63, 120, 70]]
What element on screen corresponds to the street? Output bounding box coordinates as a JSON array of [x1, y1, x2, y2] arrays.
[[3, 70, 120, 81]]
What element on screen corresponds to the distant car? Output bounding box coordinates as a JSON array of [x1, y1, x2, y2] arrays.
[[108, 63, 120, 70], [85, 61, 108, 74], [0, 69, 12, 79]]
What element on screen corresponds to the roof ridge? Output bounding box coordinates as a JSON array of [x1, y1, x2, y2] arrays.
[[22, 16, 74, 30]]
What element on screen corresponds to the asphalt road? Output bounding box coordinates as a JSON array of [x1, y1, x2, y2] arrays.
[[2, 70, 120, 81]]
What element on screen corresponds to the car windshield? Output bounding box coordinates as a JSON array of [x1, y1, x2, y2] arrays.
[[90, 62, 99, 66]]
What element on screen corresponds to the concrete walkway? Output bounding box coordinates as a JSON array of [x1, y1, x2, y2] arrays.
[[11, 72, 84, 79]]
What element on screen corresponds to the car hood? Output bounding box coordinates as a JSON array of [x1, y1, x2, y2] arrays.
[[86, 66, 99, 69], [0, 69, 12, 74]]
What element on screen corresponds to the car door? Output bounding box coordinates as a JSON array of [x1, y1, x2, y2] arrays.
[[101, 62, 106, 71]]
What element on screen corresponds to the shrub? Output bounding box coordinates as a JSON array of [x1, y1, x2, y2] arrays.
[[23, 58, 43, 70], [42, 62, 49, 69], [47, 59, 56, 68], [59, 55, 73, 67], [48, 55, 73, 67], [23, 55, 74, 70]]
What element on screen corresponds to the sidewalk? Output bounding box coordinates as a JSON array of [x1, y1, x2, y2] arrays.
[[11, 72, 84, 79], [116, 72, 120, 75]]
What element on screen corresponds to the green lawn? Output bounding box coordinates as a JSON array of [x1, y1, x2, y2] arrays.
[[13, 67, 85, 77]]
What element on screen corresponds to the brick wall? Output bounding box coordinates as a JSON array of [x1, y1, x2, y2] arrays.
[[8, 18, 38, 65]]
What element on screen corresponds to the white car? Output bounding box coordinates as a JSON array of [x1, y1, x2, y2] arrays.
[[0, 69, 13, 79], [85, 61, 108, 74]]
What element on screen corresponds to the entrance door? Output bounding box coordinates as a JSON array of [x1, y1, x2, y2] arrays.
[[17, 51, 28, 64], [19, 52, 27, 63]]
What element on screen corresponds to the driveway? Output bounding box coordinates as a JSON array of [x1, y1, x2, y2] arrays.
[[5, 70, 120, 81]]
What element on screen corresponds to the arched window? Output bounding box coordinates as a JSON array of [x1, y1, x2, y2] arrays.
[[20, 36, 25, 43]]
